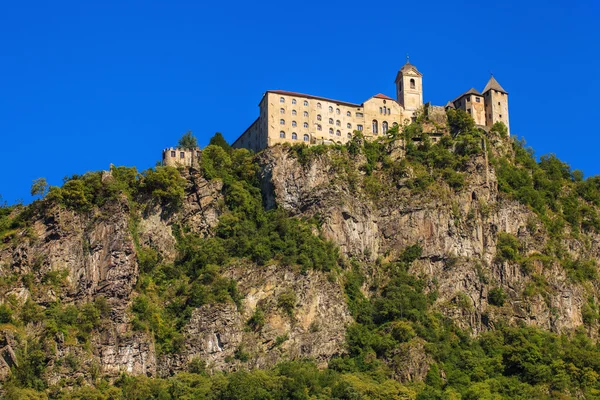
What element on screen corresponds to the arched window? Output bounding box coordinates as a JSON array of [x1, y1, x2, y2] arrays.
[[336, 130, 341, 136], [280, 119, 285, 125], [379, 107, 383, 114], [336, 108, 340, 114], [292, 110, 297, 116], [328, 106, 333, 112], [329, 118, 333, 124], [292, 132, 298, 140], [292, 121, 297, 127], [317, 102, 322, 109], [280, 97, 285, 103], [410, 79, 415, 89], [393, 122, 398, 127], [304, 100, 308, 106], [303, 122, 309, 128], [383, 106, 387, 114], [346, 111, 351, 117], [347, 132, 352, 138], [317, 114, 322, 121], [292, 99, 297, 105], [303, 134, 309, 142], [382, 121, 388, 134], [372, 120, 378, 134], [280, 131, 286, 138], [329, 128, 334, 135], [280, 108, 285, 114], [317, 124, 322, 131], [336, 120, 340, 126], [347, 123, 352, 129], [303, 111, 308, 117]]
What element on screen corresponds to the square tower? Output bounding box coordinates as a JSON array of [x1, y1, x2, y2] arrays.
[[395, 61, 423, 114], [483, 75, 509, 133]]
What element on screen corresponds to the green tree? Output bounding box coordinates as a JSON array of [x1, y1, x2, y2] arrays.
[[209, 132, 231, 151], [178, 131, 198, 150], [30, 178, 49, 199]]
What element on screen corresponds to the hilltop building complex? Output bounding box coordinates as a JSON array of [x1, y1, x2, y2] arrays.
[[232, 60, 509, 152]]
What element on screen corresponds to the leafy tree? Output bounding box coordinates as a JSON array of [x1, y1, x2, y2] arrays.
[[178, 131, 198, 150], [209, 132, 231, 151], [30, 178, 49, 199]]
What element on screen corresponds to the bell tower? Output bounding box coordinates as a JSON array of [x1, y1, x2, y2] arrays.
[[395, 56, 423, 113]]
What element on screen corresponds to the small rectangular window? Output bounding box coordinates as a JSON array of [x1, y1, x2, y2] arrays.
[[476, 98, 481, 103], [498, 102, 501, 106], [499, 114, 503, 118], [171, 151, 176, 157], [180, 152, 185, 158], [467, 97, 471, 102], [357, 124, 363, 131]]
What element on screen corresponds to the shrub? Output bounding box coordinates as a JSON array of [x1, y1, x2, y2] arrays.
[[496, 232, 520, 262], [277, 291, 297, 318], [488, 287, 506, 306]]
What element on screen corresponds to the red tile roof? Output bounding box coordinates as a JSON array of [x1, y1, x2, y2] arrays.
[[373, 93, 394, 100]]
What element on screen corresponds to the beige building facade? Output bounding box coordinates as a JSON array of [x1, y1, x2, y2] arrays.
[[162, 147, 201, 167], [233, 62, 510, 152]]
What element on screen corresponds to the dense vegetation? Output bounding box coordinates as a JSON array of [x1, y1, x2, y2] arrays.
[[4, 110, 600, 399]]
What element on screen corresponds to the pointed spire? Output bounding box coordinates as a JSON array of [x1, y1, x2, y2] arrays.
[[483, 75, 507, 94]]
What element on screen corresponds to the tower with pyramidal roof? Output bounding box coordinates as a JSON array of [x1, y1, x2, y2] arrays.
[[482, 75, 509, 132]]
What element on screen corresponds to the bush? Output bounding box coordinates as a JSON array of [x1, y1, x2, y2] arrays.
[[488, 287, 506, 306], [496, 232, 520, 262], [277, 291, 297, 318]]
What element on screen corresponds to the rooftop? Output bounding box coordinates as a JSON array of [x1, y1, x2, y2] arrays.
[[482, 75, 507, 94], [267, 90, 361, 108]]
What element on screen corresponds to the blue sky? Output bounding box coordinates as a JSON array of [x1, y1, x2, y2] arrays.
[[1, 0, 598, 204]]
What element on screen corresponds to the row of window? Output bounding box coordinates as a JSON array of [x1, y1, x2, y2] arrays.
[[169, 151, 201, 158], [279, 131, 354, 140], [379, 106, 392, 115], [280, 119, 359, 130], [279, 97, 364, 116], [281, 98, 310, 106], [279, 107, 357, 118]]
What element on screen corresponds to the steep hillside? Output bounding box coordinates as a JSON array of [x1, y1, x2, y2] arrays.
[[2, 113, 600, 399]]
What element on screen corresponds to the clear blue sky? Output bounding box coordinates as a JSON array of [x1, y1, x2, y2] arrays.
[[1, 0, 598, 204]]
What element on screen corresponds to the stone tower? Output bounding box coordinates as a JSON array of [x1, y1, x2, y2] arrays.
[[483, 75, 509, 133], [395, 59, 423, 114]]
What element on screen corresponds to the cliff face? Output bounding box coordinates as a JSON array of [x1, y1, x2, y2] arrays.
[[0, 134, 597, 384], [258, 144, 593, 335]]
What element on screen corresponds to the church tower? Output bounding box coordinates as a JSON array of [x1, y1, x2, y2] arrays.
[[483, 75, 509, 133], [395, 58, 423, 114]]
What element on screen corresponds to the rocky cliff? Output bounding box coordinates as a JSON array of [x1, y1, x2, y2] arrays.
[[1, 126, 599, 391]]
